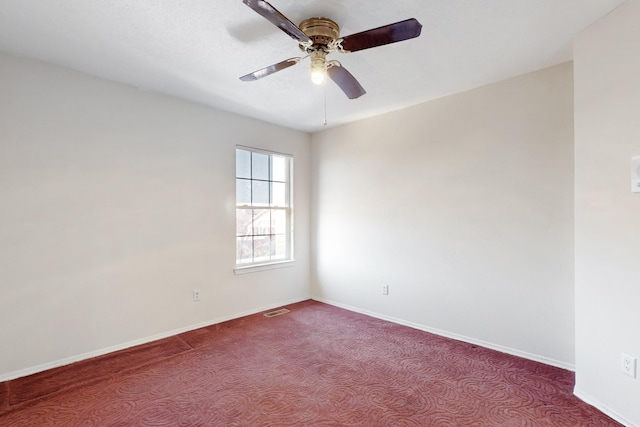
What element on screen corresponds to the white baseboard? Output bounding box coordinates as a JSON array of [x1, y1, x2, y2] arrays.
[[313, 297, 575, 372], [574, 388, 636, 427], [0, 296, 309, 382]]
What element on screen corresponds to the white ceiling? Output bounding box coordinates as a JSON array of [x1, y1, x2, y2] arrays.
[[0, 0, 626, 132]]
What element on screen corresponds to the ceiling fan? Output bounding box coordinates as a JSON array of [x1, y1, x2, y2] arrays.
[[239, 0, 422, 99]]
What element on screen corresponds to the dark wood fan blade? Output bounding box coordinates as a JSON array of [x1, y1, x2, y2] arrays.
[[327, 65, 366, 99], [242, 0, 311, 44], [240, 58, 301, 81], [340, 18, 422, 53]]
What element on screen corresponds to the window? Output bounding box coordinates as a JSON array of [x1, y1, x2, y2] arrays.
[[235, 147, 293, 268]]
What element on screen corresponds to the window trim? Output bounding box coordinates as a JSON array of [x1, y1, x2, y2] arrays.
[[234, 145, 294, 272], [234, 260, 296, 275]]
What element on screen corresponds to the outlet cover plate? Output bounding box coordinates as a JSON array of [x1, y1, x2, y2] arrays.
[[621, 354, 637, 378]]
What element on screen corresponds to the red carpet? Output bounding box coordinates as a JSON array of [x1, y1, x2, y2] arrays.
[[0, 300, 620, 426]]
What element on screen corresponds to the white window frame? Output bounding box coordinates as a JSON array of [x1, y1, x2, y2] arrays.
[[234, 146, 294, 273]]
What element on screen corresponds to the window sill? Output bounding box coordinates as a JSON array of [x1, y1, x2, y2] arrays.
[[234, 260, 295, 275]]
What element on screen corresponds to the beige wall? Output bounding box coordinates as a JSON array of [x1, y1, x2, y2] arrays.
[[311, 62, 575, 368], [574, 0, 640, 425], [0, 52, 311, 380]]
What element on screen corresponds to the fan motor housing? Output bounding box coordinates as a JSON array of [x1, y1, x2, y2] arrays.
[[299, 17, 340, 48]]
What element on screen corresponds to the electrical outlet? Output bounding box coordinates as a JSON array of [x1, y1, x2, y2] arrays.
[[193, 290, 201, 302], [621, 354, 636, 378], [382, 284, 389, 295]]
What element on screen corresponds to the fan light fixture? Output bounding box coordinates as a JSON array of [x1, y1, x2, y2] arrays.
[[310, 67, 326, 85], [309, 50, 327, 85]]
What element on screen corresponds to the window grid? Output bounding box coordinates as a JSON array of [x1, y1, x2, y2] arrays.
[[236, 148, 292, 267]]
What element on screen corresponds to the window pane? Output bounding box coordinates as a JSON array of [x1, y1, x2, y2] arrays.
[[236, 209, 253, 236], [272, 209, 287, 235], [252, 209, 271, 236], [252, 180, 269, 206], [272, 182, 286, 207], [273, 235, 288, 259], [236, 237, 253, 264], [272, 155, 286, 182], [252, 152, 269, 180], [236, 149, 251, 179], [253, 236, 272, 261], [236, 178, 251, 205]]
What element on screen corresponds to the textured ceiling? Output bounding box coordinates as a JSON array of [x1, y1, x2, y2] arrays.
[[0, 0, 626, 132]]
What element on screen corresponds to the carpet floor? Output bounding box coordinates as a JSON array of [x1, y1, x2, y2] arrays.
[[0, 300, 621, 426]]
